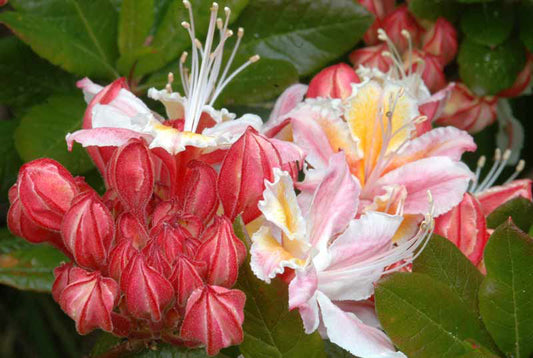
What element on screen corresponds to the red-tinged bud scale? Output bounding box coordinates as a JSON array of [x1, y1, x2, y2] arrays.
[[422, 18, 458, 66], [434, 193, 488, 266], [169, 255, 206, 307], [55, 266, 119, 335], [61, 191, 115, 271], [218, 128, 283, 223], [196, 216, 246, 287], [349, 43, 393, 73], [181, 286, 246, 356], [17, 159, 78, 231], [307, 64, 359, 100]]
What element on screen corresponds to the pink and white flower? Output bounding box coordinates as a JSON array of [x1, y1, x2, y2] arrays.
[[250, 152, 435, 357]]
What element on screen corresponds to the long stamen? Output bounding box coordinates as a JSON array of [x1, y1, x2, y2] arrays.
[[378, 29, 406, 79], [478, 149, 511, 192], [179, 52, 189, 96], [468, 155, 486, 192]]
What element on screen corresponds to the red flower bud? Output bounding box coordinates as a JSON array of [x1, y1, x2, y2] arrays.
[[307, 64, 359, 100], [434, 193, 488, 265], [121, 254, 174, 322], [180, 285, 246, 355], [218, 128, 283, 223], [8, 198, 64, 250], [177, 161, 218, 224], [437, 83, 498, 134], [17, 159, 78, 231], [116, 212, 149, 249], [107, 240, 137, 283], [169, 255, 206, 307], [381, 6, 422, 52], [52, 262, 74, 302], [349, 43, 393, 73], [149, 222, 186, 262], [61, 191, 115, 271], [107, 139, 154, 218], [422, 18, 458, 66], [55, 266, 119, 334], [358, 0, 396, 45], [196, 216, 246, 287]]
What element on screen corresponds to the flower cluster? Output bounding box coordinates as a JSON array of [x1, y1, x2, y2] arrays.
[[353, 0, 532, 134]]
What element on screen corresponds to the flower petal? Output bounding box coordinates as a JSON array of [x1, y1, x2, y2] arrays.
[[476, 179, 532, 216], [66, 128, 147, 150], [317, 292, 405, 358]]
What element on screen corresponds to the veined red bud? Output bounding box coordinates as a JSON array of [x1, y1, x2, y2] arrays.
[[61, 191, 115, 271], [143, 240, 174, 277], [52, 262, 74, 302], [8, 184, 17, 204], [181, 285, 246, 356], [107, 139, 154, 217], [56, 266, 119, 334], [434, 193, 488, 266], [107, 240, 137, 283], [196, 216, 246, 287], [498, 54, 532, 98], [381, 5, 422, 52], [8, 198, 64, 250], [169, 255, 206, 307], [422, 18, 458, 66], [80, 78, 129, 177], [349, 43, 393, 73], [177, 161, 218, 224], [307, 64, 359, 100], [149, 222, 186, 263], [121, 254, 174, 322], [407, 50, 447, 93], [116, 212, 149, 249], [218, 128, 283, 223], [73, 176, 94, 194], [436, 83, 498, 134], [17, 159, 78, 231]]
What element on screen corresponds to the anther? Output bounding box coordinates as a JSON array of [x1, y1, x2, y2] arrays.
[[502, 149, 512, 161], [477, 156, 486, 169], [183, 0, 191, 9], [494, 148, 502, 161], [516, 159, 526, 172], [167, 72, 174, 84], [401, 29, 411, 39], [216, 18, 223, 29], [181, 21, 190, 29], [224, 6, 231, 16], [165, 83, 172, 93], [211, 2, 219, 11], [249, 54, 260, 62], [237, 27, 244, 37], [180, 51, 188, 63], [194, 38, 203, 49]]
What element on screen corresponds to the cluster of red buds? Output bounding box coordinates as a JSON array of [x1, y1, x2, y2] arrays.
[[7, 86, 297, 355], [351, 0, 532, 133]]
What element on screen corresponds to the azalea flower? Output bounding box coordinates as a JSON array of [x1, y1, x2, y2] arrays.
[[67, 0, 262, 155], [250, 152, 434, 357], [435, 150, 532, 267]]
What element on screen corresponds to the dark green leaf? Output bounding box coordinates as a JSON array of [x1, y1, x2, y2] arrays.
[[519, 2, 533, 52], [408, 0, 458, 21], [0, 120, 22, 203], [413, 235, 484, 314], [375, 272, 496, 358], [1, 0, 119, 79], [233, 216, 325, 358], [0, 37, 75, 112], [461, 3, 513, 47], [0, 229, 68, 292], [14, 94, 94, 175], [323, 340, 355, 357], [458, 38, 526, 95], [134, 0, 249, 77], [117, 0, 155, 75], [486, 197, 533, 233], [457, 0, 495, 3], [234, 0, 373, 76], [479, 221, 533, 357]]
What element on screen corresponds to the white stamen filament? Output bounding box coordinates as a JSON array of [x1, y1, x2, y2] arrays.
[[179, 1, 259, 133], [470, 149, 522, 194]]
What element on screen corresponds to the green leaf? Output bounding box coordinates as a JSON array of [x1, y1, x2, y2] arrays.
[[0, 120, 22, 203], [0, 37, 75, 112], [413, 235, 484, 314], [0, 229, 68, 292], [14, 94, 94, 175], [479, 221, 533, 357], [519, 2, 533, 52], [117, 0, 155, 75], [0, 0, 119, 79], [134, 0, 249, 77], [457, 0, 495, 3], [408, 0, 459, 21], [486, 197, 533, 233], [375, 272, 496, 358], [323, 341, 355, 357], [458, 38, 526, 96], [461, 3, 513, 47], [234, 0, 372, 76]]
